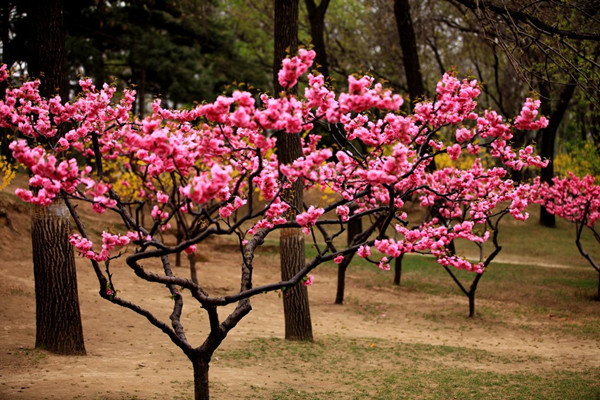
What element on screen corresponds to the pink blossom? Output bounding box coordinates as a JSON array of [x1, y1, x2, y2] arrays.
[[334, 255, 345, 264], [184, 245, 197, 254], [303, 274, 314, 287]]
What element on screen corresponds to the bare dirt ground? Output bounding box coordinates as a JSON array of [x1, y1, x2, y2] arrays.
[[0, 189, 599, 399]]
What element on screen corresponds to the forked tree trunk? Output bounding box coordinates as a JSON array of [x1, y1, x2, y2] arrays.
[[31, 199, 86, 354]]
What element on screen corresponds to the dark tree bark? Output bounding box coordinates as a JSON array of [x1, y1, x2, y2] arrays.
[[192, 356, 210, 400], [335, 210, 362, 304], [393, 0, 434, 285], [393, 253, 404, 285], [31, 199, 86, 354], [539, 82, 576, 227], [21, 0, 67, 100], [394, 0, 425, 106], [305, 0, 331, 78], [21, 0, 86, 355], [274, 0, 313, 341]]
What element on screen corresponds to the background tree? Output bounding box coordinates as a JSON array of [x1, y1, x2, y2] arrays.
[[305, 0, 331, 78], [273, 0, 313, 341], [445, 0, 600, 225], [18, 0, 86, 355]]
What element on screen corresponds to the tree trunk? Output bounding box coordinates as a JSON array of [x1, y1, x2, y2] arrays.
[[335, 212, 362, 304], [280, 228, 313, 340], [189, 252, 198, 285], [539, 82, 576, 227], [192, 356, 210, 400], [22, 0, 86, 355], [394, 0, 436, 171], [394, 0, 425, 105], [468, 292, 475, 318], [305, 0, 331, 78], [393, 253, 404, 285], [335, 262, 347, 304], [274, 0, 313, 341], [467, 273, 483, 318], [21, 0, 66, 100], [31, 199, 86, 354]]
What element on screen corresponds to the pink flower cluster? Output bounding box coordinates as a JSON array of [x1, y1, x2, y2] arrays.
[[277, 49, 316, 89], [69, 232, 130, 262], [536, 173, 600, 226], [1, 50, 554, 278]]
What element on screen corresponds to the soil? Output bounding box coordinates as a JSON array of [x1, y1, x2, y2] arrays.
[[0, 189, 599, 399]]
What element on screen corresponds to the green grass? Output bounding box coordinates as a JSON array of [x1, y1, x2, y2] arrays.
[[217, 336, 600, 400]]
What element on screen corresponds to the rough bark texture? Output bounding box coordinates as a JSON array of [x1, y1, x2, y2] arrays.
[[31, 199, 86, 355], [274, 0, 313, 341], [22, 0, 86, 355], [280, 227, 313, 340], [21, 0, 66, 99]]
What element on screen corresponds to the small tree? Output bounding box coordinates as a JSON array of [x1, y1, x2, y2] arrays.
[[537, 173, 600, 298], [2, 51, 549, 398]]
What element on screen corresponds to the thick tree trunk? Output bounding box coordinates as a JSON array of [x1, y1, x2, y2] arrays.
[[31, 199, 86, 354], [21, 0, 66, 99], [192, 357, 210, 400], [539, 82, 576, 227], [22, 0, 86, 355], [394, 0, 425, 105], [274, 0, 313, 341], [394, 0, 436, 171], [305, 0, 331, 78], [280, 227, 313, 340]]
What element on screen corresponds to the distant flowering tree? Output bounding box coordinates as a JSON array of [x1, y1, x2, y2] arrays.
[[1, 49, 549, 399], [536, 173, 600, 298]]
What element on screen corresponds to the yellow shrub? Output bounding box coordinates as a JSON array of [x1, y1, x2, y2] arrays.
[[0, 155, 15, 190]]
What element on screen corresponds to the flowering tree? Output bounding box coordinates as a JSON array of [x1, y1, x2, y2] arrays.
[[1, 50, 549, 399], [536, 173, 600, 298]]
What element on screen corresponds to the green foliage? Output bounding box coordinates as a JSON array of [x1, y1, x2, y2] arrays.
[[63, 0, 271, 106]]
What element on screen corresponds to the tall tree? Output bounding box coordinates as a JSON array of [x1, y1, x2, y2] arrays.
[[20, 0, 86, 355], [273, 0, 313, 341], [538, 81, 577, 226], [394, 0, 425, 105], [305, 0, 331, 78]]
